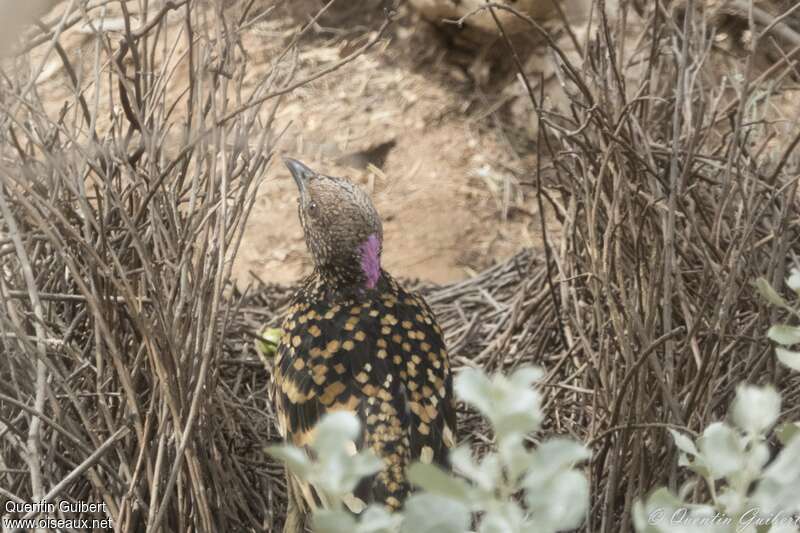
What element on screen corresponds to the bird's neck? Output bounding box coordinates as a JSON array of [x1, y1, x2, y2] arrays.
[[314, 233, 382, 294], [358, 234, 381, 289]]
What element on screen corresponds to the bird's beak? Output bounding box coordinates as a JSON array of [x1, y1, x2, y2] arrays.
[[283, 157, 315, 199]]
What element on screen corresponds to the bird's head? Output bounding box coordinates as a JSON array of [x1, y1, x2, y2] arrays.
[[284, 157, 383, 289]]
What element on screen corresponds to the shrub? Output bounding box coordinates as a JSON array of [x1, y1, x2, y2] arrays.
[[632, 271, 800, 533]]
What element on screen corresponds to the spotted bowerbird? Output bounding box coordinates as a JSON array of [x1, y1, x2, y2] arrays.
[[271, 157, 456, 532]]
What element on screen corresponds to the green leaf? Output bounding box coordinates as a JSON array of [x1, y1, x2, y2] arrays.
[[356, 506, 403, 533], [508, 365, 544, 389], [315, 450, 382, 497], [787, 268, 800, 292], [766, 522, 800, 533], [684, 455, 711, 479], [776, 422, 800, 446], [408, 463, 474, 503], [313, 509, 358, 533], [402, 494, 470, 533], [312, 411, 361, 456], [668, 428, 698, 456], [631, 501, 652, 533], [497, 437, 531, 484], [677, 479, 699, 501], [449, 445, 498, 491], [762, 433, 800, 485], [768, 325, 800, 346], [522, 439, 590, 489], [455, 367, 544, 440], [264, 445, 311, 478], [478, 504, 524, 533], [731, 384, 781, 435], [526, 470, 589, 531], [350, 452, 384, 481], [754, 277, 790, 309], [697, 422, 744, 479], [745, 441, 771, 476], [754, 436, 800, 513], [453, 368, 494, 418], [632, 488, 684, 532], [776, 347, 800, 371]]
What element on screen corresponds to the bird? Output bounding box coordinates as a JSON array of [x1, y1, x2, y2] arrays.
[[271, 157, 456, 532]]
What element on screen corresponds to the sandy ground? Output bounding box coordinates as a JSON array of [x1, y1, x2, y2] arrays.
[[21, 0, 583, 286], [24, 0, 799, 288], [233, 1, 561, 286]]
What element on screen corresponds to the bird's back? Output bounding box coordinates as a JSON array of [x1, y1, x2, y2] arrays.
[[272, 270, 456, 511]]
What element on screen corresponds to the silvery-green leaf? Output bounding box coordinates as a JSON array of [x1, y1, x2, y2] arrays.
[[684, 454, 711, 479], [454, 368, 494, 418], [668, 429, 698, 456], [776, 422, 800, 446], [752, 477, 800, 514], [762, 433, 800, 486], [634, 490, 725, 533], [776, 347, 800, 371], [402, 493, 470, 533], [767, 523, 800, 533], [264, 445, 311, 478], [754, 277, 790, 309], [521, 439, 590, 488], [768, 325, 800, 346], [677, 479, 698, 501], [526, 470, 589, 531], [753, 437, 800, 513], [508, 366, 543, 389], [478, 512, 512, 533], [631, 500, 653, 532], [497, 437, 532, 483], [745, 441, 770, 475], [316, 450, 382, 496], [492, 385, 543, 439], [677, 506, 732, 533], [645, 487, 684, 508], [697, 422, 744, 479], [494, 410, 542, 440], [716, 486, 746, 515], [312, 411, 361, 456], [356, 506, 403, 533], [455, 368, 544, 439], [449, 445, 498, 492], [341, 452, 384, 493], [677, 452, 691, 468], [632, 488, 682, 532], [787, 268, 800, 292], [732, 384, 781, 435], [408, 463, 474, 503], [313, 509, 358, 533], [478, 503, 524, 533]]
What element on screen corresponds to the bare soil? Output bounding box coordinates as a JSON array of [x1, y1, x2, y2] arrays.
[[26, 0, 575, 286], [230, 0, 558, 285]]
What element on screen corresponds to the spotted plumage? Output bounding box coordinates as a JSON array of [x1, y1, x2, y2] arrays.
[[271, 158, 456, 530]]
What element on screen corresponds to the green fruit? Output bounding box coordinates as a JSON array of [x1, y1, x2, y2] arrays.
[[256, 327, 282, 359]]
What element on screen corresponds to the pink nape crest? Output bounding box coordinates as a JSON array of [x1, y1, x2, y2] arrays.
[[359, 233, 381, 289]]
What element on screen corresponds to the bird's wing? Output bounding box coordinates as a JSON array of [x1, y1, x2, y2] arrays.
[[387, 281, 457, 467], [272, 291, 412, 507]]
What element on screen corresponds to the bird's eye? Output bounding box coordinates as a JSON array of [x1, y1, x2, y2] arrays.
[[307, 201, 318, 212]]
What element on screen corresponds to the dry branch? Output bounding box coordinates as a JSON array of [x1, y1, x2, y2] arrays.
[[0, 1, 384, 530]]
